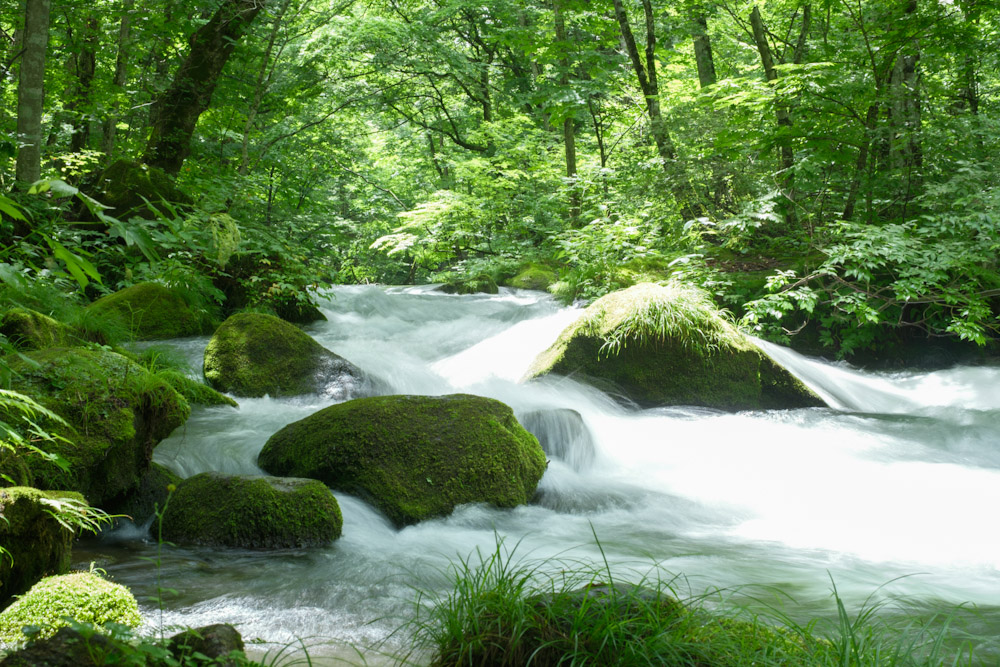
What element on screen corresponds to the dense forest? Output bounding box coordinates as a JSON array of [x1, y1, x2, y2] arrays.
[[0, 0, 997, 360]]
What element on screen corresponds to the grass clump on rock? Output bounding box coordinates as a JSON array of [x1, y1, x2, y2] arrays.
[[0, 571, 141, 644], [525, 282, 823, 411], [258, 394, 547, 526], [203, 312, 369, 398], [161, 472, 342, 548]]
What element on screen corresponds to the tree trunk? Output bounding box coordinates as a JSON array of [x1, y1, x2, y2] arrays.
[[101, 0, 133, 160], [144, 0, 264, 175], [691, 13, 716, 88], [15, 0, 50, 185], [553, 0, 579, 222], [888, 0, 921, 217], [68, 15, 98, 154]]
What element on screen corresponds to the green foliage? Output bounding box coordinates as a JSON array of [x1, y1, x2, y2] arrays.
[[405, 538, 983, 667]]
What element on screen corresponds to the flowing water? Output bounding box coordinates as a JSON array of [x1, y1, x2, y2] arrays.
[[78, 285, 1000, 660]]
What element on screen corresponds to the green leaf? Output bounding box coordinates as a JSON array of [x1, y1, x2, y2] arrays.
[[44, 237, 103, 290]]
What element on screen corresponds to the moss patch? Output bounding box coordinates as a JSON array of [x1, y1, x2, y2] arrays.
[[115, 463, 181, 526], [91, 159, 192, 220], [508, 264, 558, 291], [0, 488, 82, 610], [157, 370, 238, 407], [203, 312, 368, 398], [7, 347, 190, 507], [0, 308, 78, 351], [525, 282, 824, 411], [0, 572, 141, 644], [161, 472, 342, 548], [86, 282, 212, 341], [438, 274, 499, 295], [258, 394, 547, 527], [0, 449, 33, 488]]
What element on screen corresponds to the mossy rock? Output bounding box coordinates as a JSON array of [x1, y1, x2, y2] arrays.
[[203, 312, 373, 398], [7, 347, 190, 507], [0, 308, 78, 351], [258, 394, 547, 526], [166, 623, 247, 665], [0, 449, 33, 488], [508, 264, 558, 291], [0, 572, 141, 644], [91, 159, 192, 221], [524, 282, 824, 411], [0, 488, 81, 610], [160, 472, 342, 549], [86, 283, 212, 341], [438, 274, 499, 295], [157, 370, 238, 408], [115, 463, 181, 526]]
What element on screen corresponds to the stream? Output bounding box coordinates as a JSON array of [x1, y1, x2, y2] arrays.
[[77, 285, 1000, 661]]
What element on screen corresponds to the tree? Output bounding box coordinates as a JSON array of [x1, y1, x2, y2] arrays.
[[14, 0, 50, 184]]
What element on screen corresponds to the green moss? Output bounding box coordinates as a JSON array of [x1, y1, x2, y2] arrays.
[[508, 264, 558, 291], [258, 394, 547, 526], [0, 572, 141, 644], [115, 463, 181, 525], [203, 312, 364, 397], [0, 487, 83, 609], [86, 283, 212, 341], [0, 308, 78, 351], [93, 159, 191, 220], [525, 283, 824, 411], [438, 274, 499, 295], [161, 472, 342, 548], [156, 370, 238, 407], [6, 348, 190, 506], [0, 449, 33, 488]]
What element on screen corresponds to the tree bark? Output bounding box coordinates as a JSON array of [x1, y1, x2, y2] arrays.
[[691, 13, 716, 88], [144, 0, 264, 175], [553, 0, 579, 222], [101, 0, 133, 160], [15, 0, 50, 184]]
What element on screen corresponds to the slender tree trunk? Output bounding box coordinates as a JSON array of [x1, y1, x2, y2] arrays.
[[553, 0, 579, 222], [68, 15, 98, 153], [239, 0, 293, 176], [144, 0, 264, 175], [888, 0, 921, 217], [15, 0, 50, 185], [691, 13, 716, 88], [958, 0, 980, 115], [101, 0, 133, 160], [842, 103, 878, 221]]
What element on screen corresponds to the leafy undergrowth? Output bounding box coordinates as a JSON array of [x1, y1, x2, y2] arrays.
[[400, 538, 986, 667]]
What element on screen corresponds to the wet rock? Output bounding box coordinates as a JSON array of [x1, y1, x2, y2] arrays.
[[519, 408, 596, 470], [258, 394, 547, 526], [167, 623, 246, 666], [161, 472, 342, 548]]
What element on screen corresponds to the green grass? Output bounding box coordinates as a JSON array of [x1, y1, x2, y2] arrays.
[[400, 537, 986, 667]]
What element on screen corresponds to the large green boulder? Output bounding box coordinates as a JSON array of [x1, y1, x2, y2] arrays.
[[160, 472, 342, 548], [7, 348, 190, 507], [0, 572, 141, 644], [508, 264, 558, 291], [0, 488, 82, 610], [85, 282, 211, 341], [0, 308, 77, 351], [258, 394, 547, 526], [437, 274, 499, 295], [203, 312, 371, 398], [0, 449, 33, 488], [524, 283, 824, 411]]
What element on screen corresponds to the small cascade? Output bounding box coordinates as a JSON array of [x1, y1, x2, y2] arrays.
[[518, 408, 597, 471], [753, 337, 1000, 414]]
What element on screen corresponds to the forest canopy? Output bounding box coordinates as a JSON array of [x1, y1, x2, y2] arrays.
[[1, 0, 998, 361]]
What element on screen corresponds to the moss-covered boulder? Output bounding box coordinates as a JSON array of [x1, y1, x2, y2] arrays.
[[0, 449, 33, 488], [0, 572, 141, 644], [7, 348, 190, 507], [157, 370, 238, 408], [115, 463, 181, 525], [160, 472, 342, 548], [524, 282, 824, 411], [90, 159, 192, 221], [438, 274, 499, 295], [203, 312, 373, 398], [258, 394, 547, 526], [0, 308, 77, 351], [508, 264, 558, 291], [85, 283, 211, 341], [0, 488, 81, 609]]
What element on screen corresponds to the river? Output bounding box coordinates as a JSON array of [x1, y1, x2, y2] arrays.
[[76, 285, 1000, 661]]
